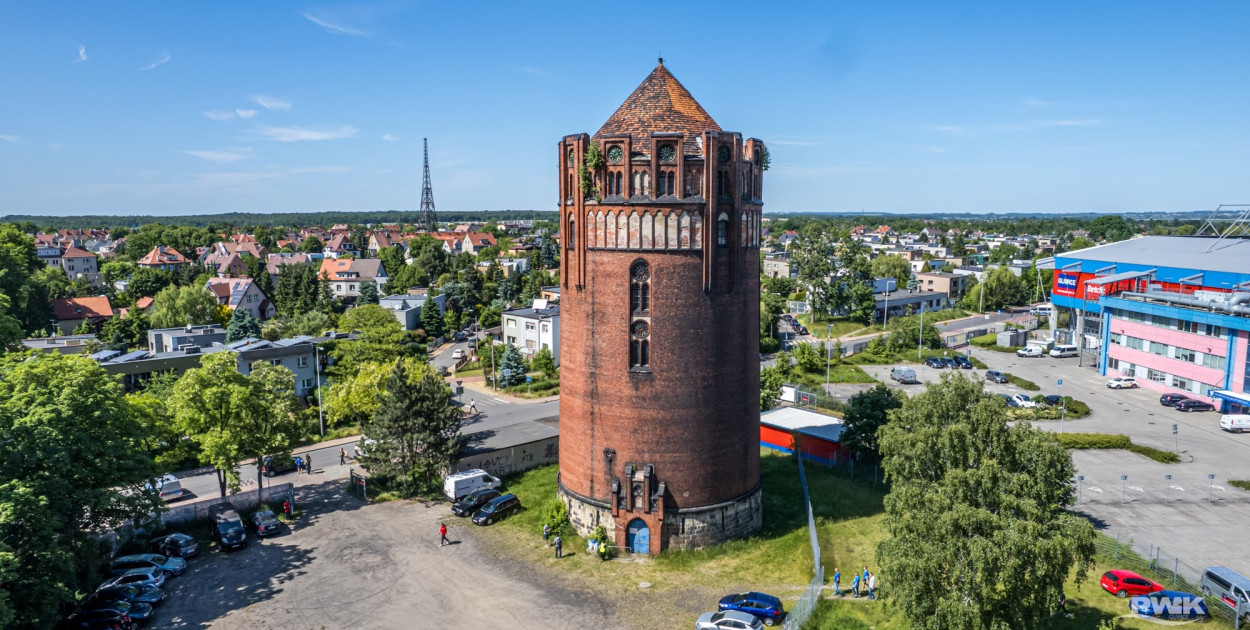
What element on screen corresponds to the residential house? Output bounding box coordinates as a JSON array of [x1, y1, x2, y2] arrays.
[[454, 223, 484, 233], [21, 334, 98, 355], [51, 296, 113, 334], [540, 286, 560, 302], [318, 258, 387, 301], [913, 271, 970, 299], [148, 324, 227, 353], [428, 232, 462, 255], [205, 277, 275, 320], [378, 293, 446, 331], [366, 231, 401, 256], [762, 254, 793, 279], [60, 246, 99, 283], [324, 234, 361, 259], [265, 253, 321, 285], [501, 300, 560, 365], [778, 230, 799, 248], [136, 246, 190, 272], [200, 243, 248, 277], [461, 231, 497, 255]]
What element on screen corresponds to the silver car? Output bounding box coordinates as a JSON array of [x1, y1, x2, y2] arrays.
[[110, 553, 187, 577], [98, 565, 166, 591], [695, 610, 764, 630]]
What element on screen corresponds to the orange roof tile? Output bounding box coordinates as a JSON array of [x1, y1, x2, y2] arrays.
[[594, 61, 721, 154], [51, 296, 113, 321]]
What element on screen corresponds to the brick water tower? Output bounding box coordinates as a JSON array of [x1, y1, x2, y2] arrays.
[[557, 61, 765, 553]]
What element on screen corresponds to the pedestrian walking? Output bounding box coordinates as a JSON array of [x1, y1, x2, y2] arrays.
[[339, 448, 346, 465], [1058, 591, 1071, 618], [542, 523, 551, 548], [832, 568, 843, 596], [305, 454, 312, 473], [850, 574, 861, 598], [469, 399, 477, 414], [294, 455, 303, 473], [868, 572, 877, 600], [863, 566, 870, 585], [553, 534, 563, 559], [439, 523, 449, 546]]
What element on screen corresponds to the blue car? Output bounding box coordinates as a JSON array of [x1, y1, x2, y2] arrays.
[[717, 591, 785, 626], [1130, 590, 1209, 620]]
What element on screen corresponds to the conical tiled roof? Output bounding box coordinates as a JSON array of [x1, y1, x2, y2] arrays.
[[594, 61, 721, 155]]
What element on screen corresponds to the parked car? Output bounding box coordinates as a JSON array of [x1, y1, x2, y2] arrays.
[[1200, 566, 1250, 622], [924, 357, 945, 369], [1010, 393, 1037, 408], [1129, 589, 1208, 620], [472, 493, 521, 525], [1050, 344, 1079, 358], [109, 553, 186, 578], [695, 610, 765, 630], [1016, 346, 1045, 358], [1221, 415, 1250, 434], [251, 509, 282, 537], [1106, 377, 1139, 389], [210, 502, 247, 551], [1100, 570, 1163, 598], [262, 454, 298, 477], [97, 566, 166, 591], [985, 370, 1008, 384], [1160, 393, 1191, 407], [150, 532, 198, 558], [90, 583, 167, 607], [940, 357, 959, 369], [890, 367, 917, 384], [444, 469, 502, 501], [717, 591, 785, 627], [452, 348, 465, 359], [795, 326, 808, 336], [64, 609, 135, 630], [999, 394, 1020, 408], [451, 488, 502, 517], [1174, 399, 1215, 412], [953, 355, 973, 369], [73, 599, 154, 625], [151, 473, 184, 502]]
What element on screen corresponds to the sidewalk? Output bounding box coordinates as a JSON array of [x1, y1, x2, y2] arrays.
[[460, 378, 559, 404]]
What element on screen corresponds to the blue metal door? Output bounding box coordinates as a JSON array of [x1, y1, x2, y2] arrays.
[[627, 518, 649, 554]]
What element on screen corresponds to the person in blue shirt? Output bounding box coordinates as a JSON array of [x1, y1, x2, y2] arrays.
[[832, 568, 843, 596], [850, 573, 861, 597]]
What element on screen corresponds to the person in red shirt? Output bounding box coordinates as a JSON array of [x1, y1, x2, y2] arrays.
[[439, 523, 449, 546]]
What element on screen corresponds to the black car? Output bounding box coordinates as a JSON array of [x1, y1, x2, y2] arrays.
[[88, 584, 167, 607], [1160, 393, 1191, 407], [953, 355, 973, 369], [985, 370, 1008, 384], [150, 532, 198, 558], [251, 509, 282, 537], [1043, 395, 1064, 407], [451, 488, 502, 517], [262, 454, 297, 477], [64, 609, 137, 630], [210, 503, 247, 550], [71, 599, 154, 625], [924, 357, 945, 369], [1174, 399, 1215, 412], [940, 357, 960, 369], [472, 493, 521, 526]]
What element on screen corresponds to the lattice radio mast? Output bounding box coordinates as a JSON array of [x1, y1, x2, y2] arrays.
[[419, 138, 437, 231]]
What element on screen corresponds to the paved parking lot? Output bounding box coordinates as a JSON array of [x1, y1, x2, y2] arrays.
[[154, 480, 612, 629], [875, 346, 1250, 579]]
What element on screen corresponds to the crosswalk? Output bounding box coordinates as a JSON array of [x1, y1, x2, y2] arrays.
[[463, 396, 509, 407]]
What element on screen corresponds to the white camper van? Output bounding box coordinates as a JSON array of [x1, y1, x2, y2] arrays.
[[444, 469, 501, 501]]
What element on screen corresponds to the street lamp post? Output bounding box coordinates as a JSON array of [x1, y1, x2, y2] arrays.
[[314, 345, 324, 437], [918, 302, 925, 362], [884, 290, 890, 328], [1059, 378, 1065, 433], [825, 324, 832, 394]]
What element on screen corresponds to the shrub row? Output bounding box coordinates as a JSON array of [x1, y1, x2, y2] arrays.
[[1006, 373, 1041, 391], [1055, 432, 1180, 463]]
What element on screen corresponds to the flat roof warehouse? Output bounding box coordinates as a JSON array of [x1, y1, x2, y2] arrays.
[[1059, 236, 1250, 284]]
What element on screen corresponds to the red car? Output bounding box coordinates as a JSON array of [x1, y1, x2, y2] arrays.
[[1100, 570, 1163, 598]]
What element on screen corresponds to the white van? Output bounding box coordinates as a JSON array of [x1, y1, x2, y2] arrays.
[[1032, 304, 1055, 318], [1200, 566, 1250, 622], [444, 469, 501, 501], [1220, 414, 1250, 434], [1050, 344, 1079, 358], [891, 367, 917, 384], [156, 474, 183, 502]]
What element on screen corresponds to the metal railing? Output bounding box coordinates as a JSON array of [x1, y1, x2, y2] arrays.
[[784, 452, 824, 630], [1096, 534, 1247, 628]]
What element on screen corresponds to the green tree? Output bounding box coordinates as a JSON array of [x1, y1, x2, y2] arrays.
[[497, 345, 526, 387], [789, 228, 835, 317], [331, 304, 413, 374], [882, 313, 943, 353], [841, 382, 904, 462], [1088, 215, 1134, 242], [34, 266, 75, 300], [300, 235, 324, 253], [0, 353, 162, 628], [360, 360, 463, 495], [1067, 236, 1095, 251], [419, 299, 444, 337], [531, 346, 557, 379], [870, 254, 912, 287], [0, 224, 49, 335], [150, 285, 220, 329], [240, 254, 273, 297], [0, 295, 22, 352], [225, 308, 262, 342], [478, 305, 501, 329], [962, 266, 1027, 312], [294, 309, 333, 337], [325, 359, 421, 430], [988, 243, 1020, 265], [791, 341, 823, 372], [876, 373, 1095, 630], [169, 352, 300, 495], [358, 280, 379, 304], [126, 266, 173, 299], [760, 365, 785, 411]]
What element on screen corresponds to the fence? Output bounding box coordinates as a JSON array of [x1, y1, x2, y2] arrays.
[[160, 483, 295, 525], [784, 448, 826, 630], [1096, 533, 1248, 628]]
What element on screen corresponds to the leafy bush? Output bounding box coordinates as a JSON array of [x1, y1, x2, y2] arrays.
[[591, 524, 615, 560], [1005, 373, 1040, 391], [759, 336, 781, 354], [540, 496, 571, 537]]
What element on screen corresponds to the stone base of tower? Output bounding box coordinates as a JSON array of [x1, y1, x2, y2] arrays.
[[558, 484, 762, 554]]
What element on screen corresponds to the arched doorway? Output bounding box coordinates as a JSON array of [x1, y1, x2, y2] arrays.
[[626, 518, 650, 554]]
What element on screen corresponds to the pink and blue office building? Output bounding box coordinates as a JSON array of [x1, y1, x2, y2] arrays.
[[1050, 236, 1250, 413]]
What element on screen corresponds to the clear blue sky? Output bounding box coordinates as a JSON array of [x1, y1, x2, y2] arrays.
[[2, 2, 1248, 216]]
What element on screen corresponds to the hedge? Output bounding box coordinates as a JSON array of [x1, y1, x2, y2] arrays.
[[1006, 373, 1041, 391], [1055, 432, 1180, 463]]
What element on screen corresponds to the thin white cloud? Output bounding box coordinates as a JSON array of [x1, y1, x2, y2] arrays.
[[203, 110, 236, 121], [932, 125, 969, 134], [518, 66, 547, 77], [380, 134, 398, 142], [235, 108, 258, 119], [255, 125, 358, 142], [288, 166, 351, 174], [301, 12, 369, 37], [140, 51, 171, 71], [251, 95, 292, 111], [195, 171, 279, 187], [0, 135, 18, 144], [75, 45, 88, 63], [993, 119, 1104, 131], [182, 148, 253, 163]]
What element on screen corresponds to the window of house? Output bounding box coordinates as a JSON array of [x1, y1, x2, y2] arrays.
[[717, 213, 729, 247], [336, 284, 343, 291], [1109, 333, 1123, 346], [1146, 368, 1166, 382], [568, 216, 575, 249], [1203, 324, 1223, 338], [542, 324, 549, 333], [297, 356, 309, 368], [1175, 348, 1196, 363], [300, 378, 314, 390], [526, 322, 536, 331], [629, 260, 651, 371], [1107, 357, 1120, 370], [1150, 341, 1167, 356], [1173, 376, 1190, 391], [507, 335, 517, 344], [1203, 353, 1227, 370]]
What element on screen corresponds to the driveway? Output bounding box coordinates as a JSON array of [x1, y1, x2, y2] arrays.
[[154, 479, 612, 629]]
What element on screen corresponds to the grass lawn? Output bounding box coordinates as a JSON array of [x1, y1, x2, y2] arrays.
[[787, 363, 878, 389], [1231, 479, 1250, 492], [796, 315, 869, 339], [972, 332, 1023, 353], [847, 348, 987, 370]]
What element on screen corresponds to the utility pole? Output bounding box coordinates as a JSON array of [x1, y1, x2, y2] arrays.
[[314, 345, 324, 437], [918, 302, 925, 362]]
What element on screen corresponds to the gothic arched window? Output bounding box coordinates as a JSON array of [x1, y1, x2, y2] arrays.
[[568, 215, 575, 249], [629, 260, 651, 371], [717, 212, 729, 247]]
